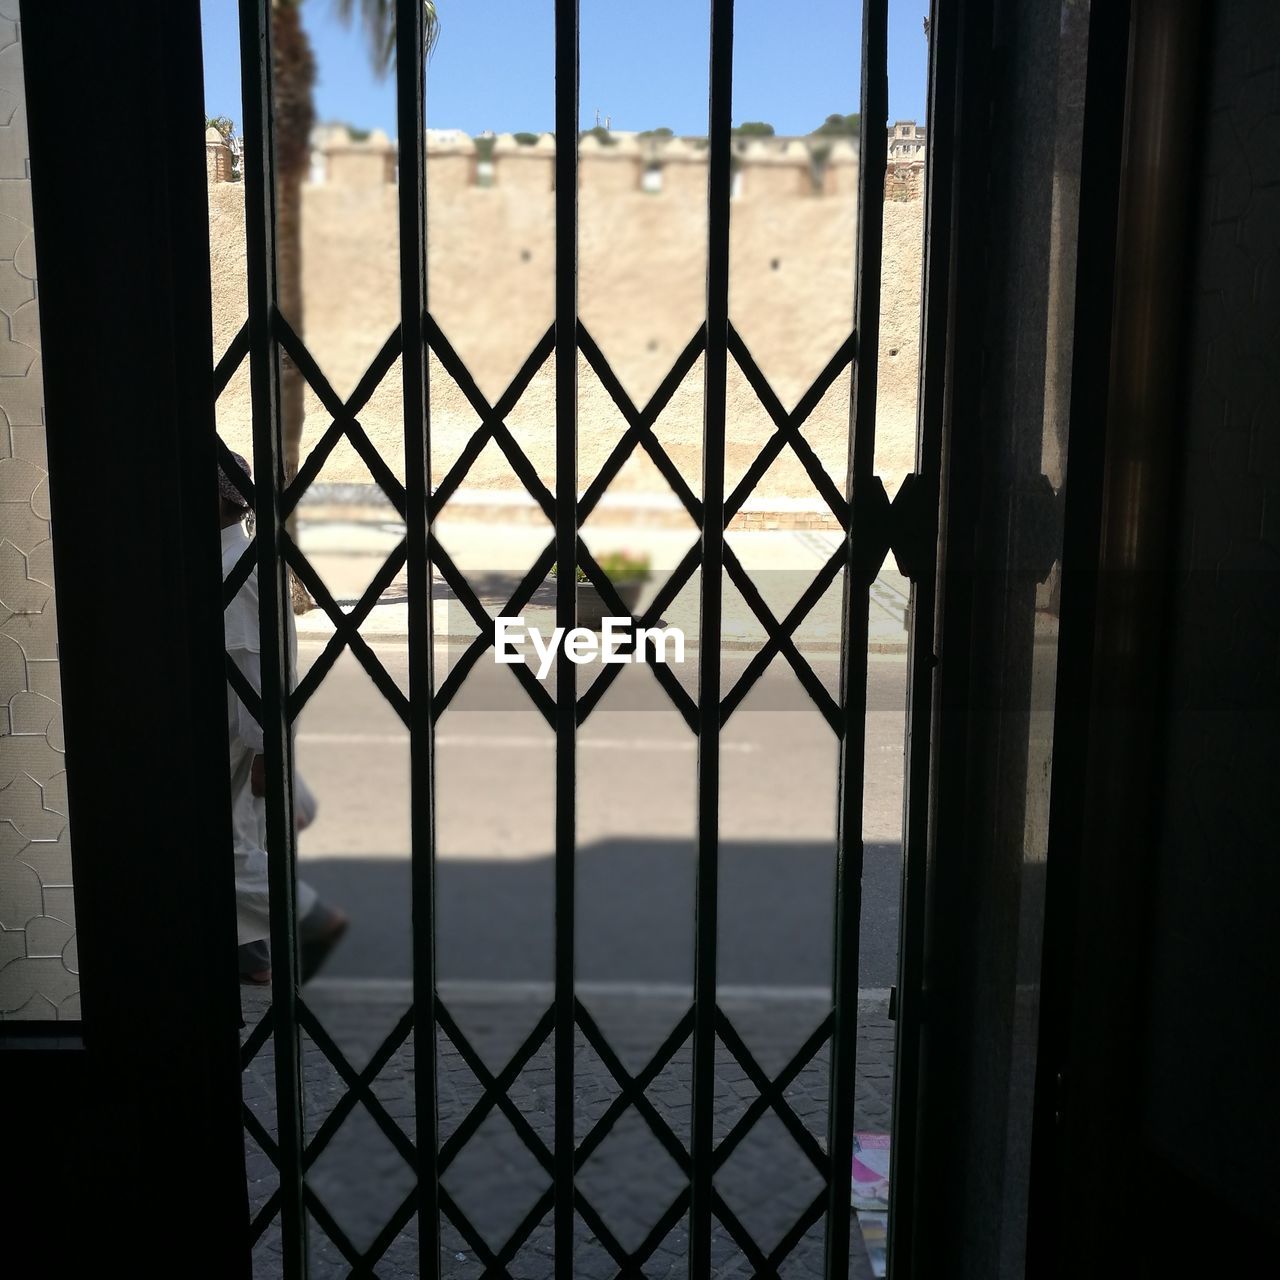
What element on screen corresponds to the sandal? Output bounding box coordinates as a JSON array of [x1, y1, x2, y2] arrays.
[[299, 909, 349, 984]]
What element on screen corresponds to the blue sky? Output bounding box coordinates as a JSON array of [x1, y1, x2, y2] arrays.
[[201, 1, 929, 139]]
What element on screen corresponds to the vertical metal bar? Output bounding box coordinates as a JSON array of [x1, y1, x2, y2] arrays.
[[888, 0, 955, 1271], [1031, 1, 1187, 1267], [238, 1, 306, 1274], [553, 3, 579, 1275], [689, 1, 734, 1274], [825, 1, 888, 1276], [394, 2, 441, 1275], [22, 6, 252, 1267]]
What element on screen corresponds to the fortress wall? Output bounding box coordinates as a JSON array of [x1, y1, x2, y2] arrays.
[[208, 134, 923, 507]]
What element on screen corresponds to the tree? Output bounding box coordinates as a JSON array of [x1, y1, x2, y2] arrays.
[[811, 112, 860, 137], [733, 120, 775, 137], [270, 1, 438, 610], [269, 3, 315, 610], [206, 114, 237, 142], [206, 115, 241, 181]]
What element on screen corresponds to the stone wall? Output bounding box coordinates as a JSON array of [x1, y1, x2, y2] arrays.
[[209, 131, 925, 512]]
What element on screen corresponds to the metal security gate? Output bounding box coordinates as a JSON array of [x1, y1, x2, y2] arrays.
[[220, 0, 937, 1275]]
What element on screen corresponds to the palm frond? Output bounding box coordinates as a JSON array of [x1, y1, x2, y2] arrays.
[[332, 0, 439, 76]]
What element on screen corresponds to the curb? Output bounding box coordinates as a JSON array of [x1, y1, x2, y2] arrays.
[[295, 623, 909, 655], [296, 492, 846, 533]]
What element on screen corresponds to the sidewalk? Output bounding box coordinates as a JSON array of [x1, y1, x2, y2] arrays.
[[241, 984, 894, 1279], [294, 513, 912, 655]]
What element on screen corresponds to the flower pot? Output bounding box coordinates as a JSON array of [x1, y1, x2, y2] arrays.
[[576, 578, 645, 631]]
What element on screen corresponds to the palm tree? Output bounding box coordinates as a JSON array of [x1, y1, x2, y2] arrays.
[[270, 1, 438, 610]]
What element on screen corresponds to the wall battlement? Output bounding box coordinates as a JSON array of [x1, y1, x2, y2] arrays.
[[207, 126, 925, 507], [206, 125, 924, 202]]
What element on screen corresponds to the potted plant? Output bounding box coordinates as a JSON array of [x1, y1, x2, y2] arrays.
[[551, 551, 651, 631]]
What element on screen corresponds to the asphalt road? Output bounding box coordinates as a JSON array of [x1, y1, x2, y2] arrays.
[[294, 642, 908, 990]]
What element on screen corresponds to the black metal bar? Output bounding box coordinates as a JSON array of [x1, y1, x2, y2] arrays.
[[425, 317, 557, 519], [576, 321, 706, 523], [573, 1193, 632, 1274], [723, 324, 854, 526], [1029, 0, 1198, 1268], [574, 542, 702, 726], [431, 539, 558, 719], [283, 537, 411, 724], [711, 1192, 772, 1275], [493, 1188, 555, 1274], [428, 538, 559, 725], [572, 1004, 694, 1170], [225, 652, 264, 728], [631, 1191, 694, 1274], [574, 1001, 693, 1174], [304, 1185, 364, 1270], [302, 1006, 415, 1175], [214, 321, 251, 395], [273, 311, 409, 516], [689, 0, 735, 1273], [237, 1, 306, 1273], [769, 1191, 829, 1272], [887, 0, 957, 1269], [243, 1104, 281, 1168], [576, 538, 701, 730], [717, 547, 843, 729], [280, 324, 403, 516], [241, 1004, 276, 1070], [714, 1007, 830, 1175], [719, 545, 844, 735], [825, 0, 888, 1274], [298, 1002, 418, 1170], [394, 6, 443, 1270], [712, 1011, 834, 1173], [223, 535, 258, 609], [355, 1189, 420, 1277], [438, 1186, 511, 1278], [286, 537, 409, 721], [435, 1000, 554, 1171], [553, 3, 580, 1273], [217, 436, 257, 509]]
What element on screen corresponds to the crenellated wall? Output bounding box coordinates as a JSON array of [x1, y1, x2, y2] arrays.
[[209, 128, 924, 513]]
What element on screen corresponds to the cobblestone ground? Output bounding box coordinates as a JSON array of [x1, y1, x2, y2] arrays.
[[241, 985, 894, 1279]]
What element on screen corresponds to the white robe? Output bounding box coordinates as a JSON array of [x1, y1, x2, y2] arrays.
[[222, 522, 317, 945]]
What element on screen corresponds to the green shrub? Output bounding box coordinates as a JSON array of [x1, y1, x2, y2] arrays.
[[551, 550, 651, 584]]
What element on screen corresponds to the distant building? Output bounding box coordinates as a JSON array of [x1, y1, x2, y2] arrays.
[[887, 120, 926, 162]]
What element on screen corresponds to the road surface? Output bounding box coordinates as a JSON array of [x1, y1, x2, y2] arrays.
[[293, 642, 908, 991]]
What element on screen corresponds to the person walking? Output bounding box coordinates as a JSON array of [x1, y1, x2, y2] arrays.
[[219, 452, 347, 984]]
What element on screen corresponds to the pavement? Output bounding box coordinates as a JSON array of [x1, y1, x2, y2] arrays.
[[293, 515, 912, 655], [241, 984, 894, 1280]]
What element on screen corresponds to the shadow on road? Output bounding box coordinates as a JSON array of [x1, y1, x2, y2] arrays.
[[300, 837, 904, 990]]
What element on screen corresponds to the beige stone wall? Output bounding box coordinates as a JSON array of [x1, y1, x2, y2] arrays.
[[209, 132, 924, 508]]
